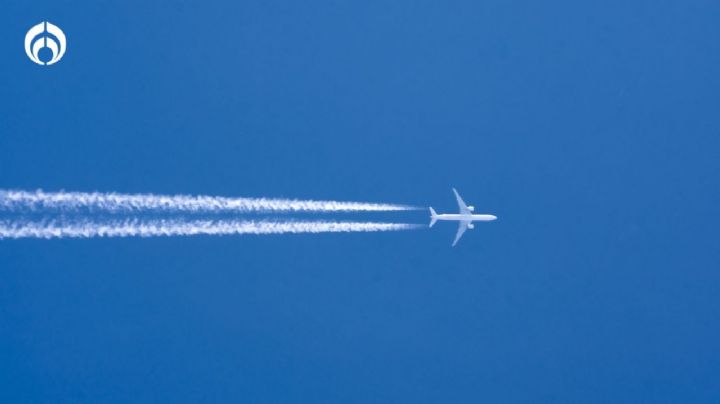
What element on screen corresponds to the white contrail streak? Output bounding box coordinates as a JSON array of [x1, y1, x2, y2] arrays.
[[0, 190, 418, 213], [0, 219, 421, 239]]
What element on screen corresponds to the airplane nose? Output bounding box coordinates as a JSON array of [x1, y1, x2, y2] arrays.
[[490, 215, 498, 221]]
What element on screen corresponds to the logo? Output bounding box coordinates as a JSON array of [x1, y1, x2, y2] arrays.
[[25, 21, 66, 65]]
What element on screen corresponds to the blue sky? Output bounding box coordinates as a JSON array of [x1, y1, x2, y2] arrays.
[[1, 0, 719, 402]]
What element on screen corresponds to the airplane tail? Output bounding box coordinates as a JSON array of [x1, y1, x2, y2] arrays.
[[429, 207, 438, 227]]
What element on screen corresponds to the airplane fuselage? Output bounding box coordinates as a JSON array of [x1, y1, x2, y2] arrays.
[[434, 214, 497, 222]]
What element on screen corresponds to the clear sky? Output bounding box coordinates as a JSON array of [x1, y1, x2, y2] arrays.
[[1, 0, 719, 402]]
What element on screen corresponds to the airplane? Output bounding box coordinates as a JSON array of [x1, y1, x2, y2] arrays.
[[429, 188, 497, 246]]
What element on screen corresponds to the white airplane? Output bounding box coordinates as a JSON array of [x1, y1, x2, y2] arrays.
[[429, 188, 497, 246]]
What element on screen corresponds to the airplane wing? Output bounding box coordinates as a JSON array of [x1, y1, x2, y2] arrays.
[[452, 220, 471, 247], [452, 188, 471, 214]]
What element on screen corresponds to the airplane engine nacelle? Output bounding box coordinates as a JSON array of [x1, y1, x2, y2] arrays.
[[468, 206, 475, 212], [467, 223, 475, 229]]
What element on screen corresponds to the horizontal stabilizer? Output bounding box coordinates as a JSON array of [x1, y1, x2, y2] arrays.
[[429, 207, 438, 227]]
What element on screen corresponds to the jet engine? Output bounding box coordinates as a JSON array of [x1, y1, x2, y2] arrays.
[[467, 223, 475, 229], [468, 206, 475, 212]]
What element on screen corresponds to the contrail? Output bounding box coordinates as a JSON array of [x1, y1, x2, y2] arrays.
[[0, 190, 418, 213], [0, 219, 422, 239]]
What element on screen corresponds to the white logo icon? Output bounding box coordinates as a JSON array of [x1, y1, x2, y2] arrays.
[[25, 21, 66, 65]]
